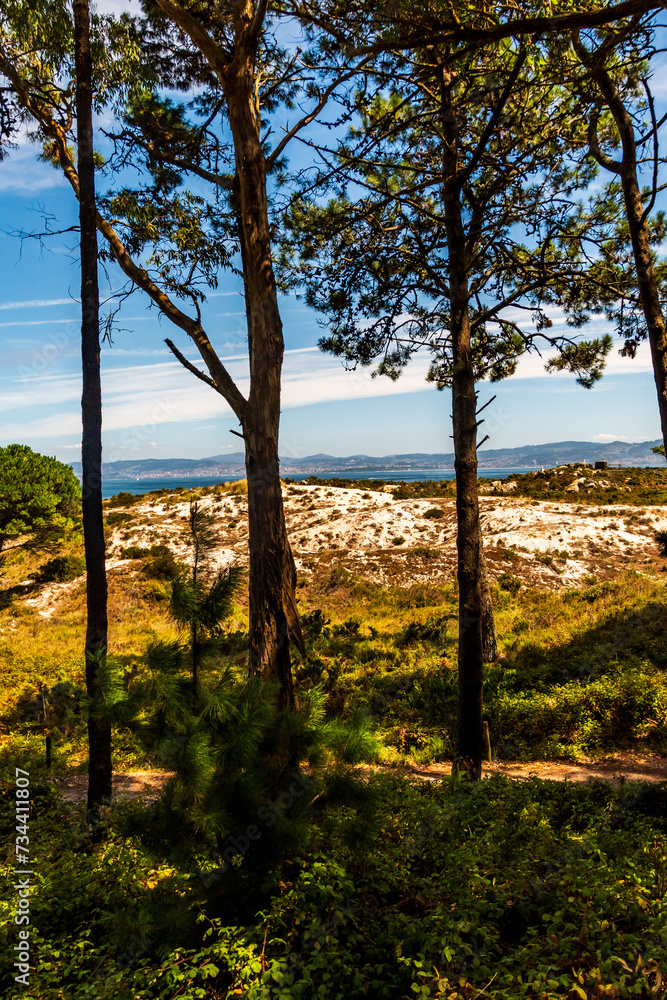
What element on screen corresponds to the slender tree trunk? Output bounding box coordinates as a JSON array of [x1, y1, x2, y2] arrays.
[[224, 41, 304, 706], [245, 431, 301, 708], [191, 508, 200, 685], [573, 35, 667, 456], [480, 551, 499, 662], [440, 66, 485, 780], [619, 175, 667, 456], [73, 0, 111, 811]]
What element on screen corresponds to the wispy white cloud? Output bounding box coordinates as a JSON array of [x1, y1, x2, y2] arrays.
[[0, 297, 78, 311], [0, 348, 433, 440], [0, 319, 77, 329], [0, 314, 657, 443], [0, 145, 68, 194]]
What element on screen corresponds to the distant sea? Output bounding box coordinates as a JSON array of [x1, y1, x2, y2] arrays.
[[100, 467, 538, 500]]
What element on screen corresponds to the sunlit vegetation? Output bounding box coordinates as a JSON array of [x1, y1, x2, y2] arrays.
[[2, 478, 667, 997]]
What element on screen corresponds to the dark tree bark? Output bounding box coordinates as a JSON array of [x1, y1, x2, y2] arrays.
[[572, 32, 667, 457], [440, 65, 486, 780], [480, 552, 499, 663], [159, 0, 305, 705], [224, 72, 303, 705], [73, 0, 112, 810]]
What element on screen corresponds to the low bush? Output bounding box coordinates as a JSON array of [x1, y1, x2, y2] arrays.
[[498, 571, 522, 595], [655, 529, 667, 557], [105, 511, 134, 528], [331, 616, 363, 637], [106, 491, 140, 507], [300, 608, 331, 641], [39, 554, 86, 582], [403, 611, 450, 644], [141, 546, 185, 581], [412, 545, 439, 560], [121, 544, 172, 560]]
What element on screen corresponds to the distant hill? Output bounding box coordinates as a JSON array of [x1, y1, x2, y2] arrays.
[[69, 439, 664, 481]]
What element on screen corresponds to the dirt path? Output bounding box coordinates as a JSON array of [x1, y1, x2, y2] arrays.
[[393, 753, 667, 786], [56, 770, 173, 804], [54, 754, 667, 804]]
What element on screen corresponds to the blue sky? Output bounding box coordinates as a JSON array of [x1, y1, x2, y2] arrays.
[[0, 4, 665, 464]]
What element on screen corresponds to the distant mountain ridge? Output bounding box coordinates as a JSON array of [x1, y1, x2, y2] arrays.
[[69, 439, 664, 480]]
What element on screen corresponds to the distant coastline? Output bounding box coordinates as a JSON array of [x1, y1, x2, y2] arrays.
[[98, 468, 539, 500], [71, 438, 664, 487]]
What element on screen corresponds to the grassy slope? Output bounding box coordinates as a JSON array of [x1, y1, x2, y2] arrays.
[[1, 473, 667, 774]]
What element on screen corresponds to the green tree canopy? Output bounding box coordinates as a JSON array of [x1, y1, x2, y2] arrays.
[[0, 444, 81, 550]]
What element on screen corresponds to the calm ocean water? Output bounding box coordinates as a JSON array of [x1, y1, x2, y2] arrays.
[[100, 467, 538, 500]]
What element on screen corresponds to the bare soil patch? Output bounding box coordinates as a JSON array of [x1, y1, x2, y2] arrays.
[[56, 770, 173, 803], [384, 753, 667, 786], [55, 755, 667, 805]]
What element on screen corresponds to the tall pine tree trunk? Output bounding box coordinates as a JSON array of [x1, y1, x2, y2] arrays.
[[225, 39, 304, 706], [73, 0, 111, 810], [441, 64, 486, 779]]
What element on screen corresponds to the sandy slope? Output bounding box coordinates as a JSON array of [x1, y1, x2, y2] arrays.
[[21, 484, 667, 620], [105, 484, 667, 589]]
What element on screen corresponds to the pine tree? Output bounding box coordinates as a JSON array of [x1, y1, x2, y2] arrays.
[[283, 33, 613, 778], [169, 499, 243, 687]]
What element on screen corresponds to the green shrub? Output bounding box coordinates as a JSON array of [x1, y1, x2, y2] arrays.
[[120, 545, 151, 559], [106, 491, 140, 507], [403, 611, 450, 644], [39, 554, 86, 582], [423, 507, 444, 519], [105, 511, 134, 528], [412, 545, 438, 560], [331, 616, 363, 637], [300, 608, 331, 640], [655, 529, 667, 556], [141, 547, 184, 581], [121, 544, 171, 560], [391, 535, 405, 546], [498, 571, 522, 595]]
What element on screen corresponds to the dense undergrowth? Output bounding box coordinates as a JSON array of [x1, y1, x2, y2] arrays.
[[1, 773, 666, 998], [1, 538, 667, 773]]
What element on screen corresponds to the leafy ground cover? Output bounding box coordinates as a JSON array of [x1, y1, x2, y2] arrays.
[[1, 773, 666, 998]]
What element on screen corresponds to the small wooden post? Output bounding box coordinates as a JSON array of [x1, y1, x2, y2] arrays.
[[482, 721, 492, 762], [41, 684, 52, 770]]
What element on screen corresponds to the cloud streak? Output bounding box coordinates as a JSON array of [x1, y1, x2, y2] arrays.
[[0, 297, 78, 311], [0, 308, 656, 443]]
